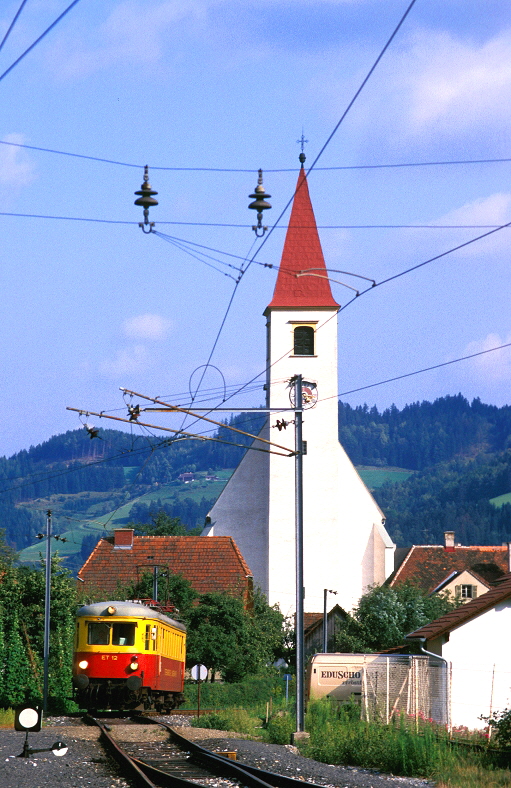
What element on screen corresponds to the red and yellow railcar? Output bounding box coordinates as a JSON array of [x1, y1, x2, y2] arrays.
[[72, 600, 186, 712]]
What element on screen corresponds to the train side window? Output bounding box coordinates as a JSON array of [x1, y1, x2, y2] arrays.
[[87, 622, 110, 645], [152, 626, 157, 651], [145, 624, 150, 650], [112, 623, 136, 646], [75, 622, 80, 647]]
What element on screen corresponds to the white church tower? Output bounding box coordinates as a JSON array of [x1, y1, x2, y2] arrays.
[[203, 157, 395, 615]]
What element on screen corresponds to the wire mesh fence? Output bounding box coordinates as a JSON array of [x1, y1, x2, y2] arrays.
[[361, 654, 449, 727]]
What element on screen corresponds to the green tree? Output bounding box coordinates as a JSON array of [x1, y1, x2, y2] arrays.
[[333, 583, 459, 653], [0, 554, 77, 711], [186, 589, 287, 682], [121, 569, 198, 620], [126, 510, 188, 536], [246, 588, 286, 671], [187, 592, 251, 681]]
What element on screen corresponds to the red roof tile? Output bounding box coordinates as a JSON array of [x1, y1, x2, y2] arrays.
[[389, 545, 509, 593], [407, 573, 511, 641], [266, 167, 339, 310], [78, 535, 252, 599]]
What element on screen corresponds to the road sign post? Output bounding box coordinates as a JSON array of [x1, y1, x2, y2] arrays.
[[190, 664, 208, 719]]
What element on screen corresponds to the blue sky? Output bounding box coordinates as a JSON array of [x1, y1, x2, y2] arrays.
[[1, 0, 511, 458]]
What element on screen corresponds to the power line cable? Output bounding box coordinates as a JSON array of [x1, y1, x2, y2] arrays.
[[210, 217, 511, 415], [2, 137, 510, 172], [155, 235, 238, 281], [3, 211, 508, 230], [241, 0, 420, 281], [128, 0, 422, 423], [0, 0, 29, 53], [326, 342, 511, 400], [0, 0, 83, 84], [185, 0, 421, 412]]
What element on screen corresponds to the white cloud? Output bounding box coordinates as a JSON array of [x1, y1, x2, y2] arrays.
[[0, 133, 36, 187], [405, 29, 511, 134], [462, 333, 511, 384], [49, 0, 208, 78], [431, 193, 511, 257], [100, 344, 148, 376], [123, 313, 172, 340]]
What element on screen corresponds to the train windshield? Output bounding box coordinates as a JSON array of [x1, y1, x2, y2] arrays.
[[86, 621, 136, 646], [112, 623, 136, 646], [87, 622, 111, 645]]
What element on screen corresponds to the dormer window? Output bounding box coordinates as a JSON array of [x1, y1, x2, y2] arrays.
[[294, 325, 314, 356]]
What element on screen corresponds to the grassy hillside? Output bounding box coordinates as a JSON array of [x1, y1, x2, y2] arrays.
[[5, 394, 511, 570], [357, 467, 414, 489]]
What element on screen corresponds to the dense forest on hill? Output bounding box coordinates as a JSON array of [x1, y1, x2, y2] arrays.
[[339, 395, 511, 546], [338, 394, 511, 470], [2, 395, 511, 558]]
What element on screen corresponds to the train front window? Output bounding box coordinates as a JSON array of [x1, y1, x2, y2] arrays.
[[112, 623, 136, 646], [87, 622, 110, 645]]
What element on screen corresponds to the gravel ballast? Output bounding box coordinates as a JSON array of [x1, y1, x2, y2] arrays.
[[0, 716, 436, 788]]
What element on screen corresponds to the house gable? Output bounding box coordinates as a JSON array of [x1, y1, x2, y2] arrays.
[[389, 541, 510, 596]]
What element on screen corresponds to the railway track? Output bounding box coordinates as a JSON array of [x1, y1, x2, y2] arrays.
[[83, 714, 321, 788]]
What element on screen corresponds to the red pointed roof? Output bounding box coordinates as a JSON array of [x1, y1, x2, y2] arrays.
[[267, 166, 339, 309]]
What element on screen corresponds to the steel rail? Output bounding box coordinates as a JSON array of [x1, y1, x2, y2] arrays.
[[134, 717, 322, 788], [83, 715, 159, 788]]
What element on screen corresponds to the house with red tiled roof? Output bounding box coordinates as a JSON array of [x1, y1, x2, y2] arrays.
[[389, 531, 511, 602], [78, 529, 253, 604], [406, 573, 511, 731]]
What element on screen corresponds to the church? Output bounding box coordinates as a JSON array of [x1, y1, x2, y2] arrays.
[[203, 157, 395, 615]]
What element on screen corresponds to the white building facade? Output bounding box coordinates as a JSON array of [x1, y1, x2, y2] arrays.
[[203, 162, 395, 615], [408, 577, 511, 731]]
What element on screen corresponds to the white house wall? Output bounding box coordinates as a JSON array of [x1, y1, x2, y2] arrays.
[[439, 600, 511, 730]]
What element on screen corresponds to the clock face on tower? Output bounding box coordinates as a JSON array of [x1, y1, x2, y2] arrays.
[[289, 380, 318, 409]]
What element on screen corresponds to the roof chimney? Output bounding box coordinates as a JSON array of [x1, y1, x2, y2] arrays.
[[114, 529, 134, 549], [444, 531, 455, 552]]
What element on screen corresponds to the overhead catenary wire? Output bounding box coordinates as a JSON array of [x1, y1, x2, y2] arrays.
[[2, 211, 507, 231], [0, 0, 83, 84], [0, 0, 29, 54], [2, 136, 511, 173], [209, 215, 511, 414], [239, 0, 421, 283], [325, 341, 511, 401], [154, 0, 422, 430]]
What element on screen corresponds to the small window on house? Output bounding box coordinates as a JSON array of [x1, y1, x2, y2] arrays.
[[294, 325, 314, 356], [461, 584, 477, 599]]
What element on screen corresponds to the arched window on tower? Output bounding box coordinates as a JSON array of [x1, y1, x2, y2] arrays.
[[294, 325, 314, 356]]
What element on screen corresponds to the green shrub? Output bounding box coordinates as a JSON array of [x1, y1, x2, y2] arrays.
[[264, 712, 295, 745], [183, 675, 287, 709], [191, 712, 231, 730], [191, 708, 260, 735], [302, 700, 456, 779]]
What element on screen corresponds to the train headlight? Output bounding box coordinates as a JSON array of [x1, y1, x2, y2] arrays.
[[129, 660, 139, 671], [78, 660, 88, 669]]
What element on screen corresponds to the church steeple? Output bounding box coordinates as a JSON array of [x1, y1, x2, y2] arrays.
[[267, 158, 339, 310]]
